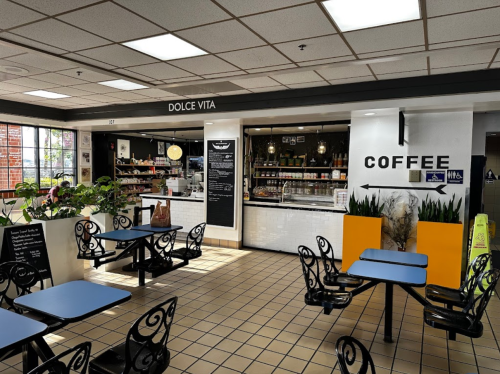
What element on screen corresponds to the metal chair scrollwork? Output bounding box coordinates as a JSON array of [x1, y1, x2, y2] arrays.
[[113, 215, 133, 250], [74, 220, 116, 262], [0, 261, 43, 313], [336, 336, 376, 374], [298, 245, 352, 315], [27, 342, 91, 374], [316, 236, 363, 290], [171, 222, 206, 261], [89, 296, 178, 374]]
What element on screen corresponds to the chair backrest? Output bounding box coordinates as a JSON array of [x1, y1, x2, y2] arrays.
[[154, 231, 177, 260], [0, 261, 44, 313], [298, 245, 325, 295], [124, 296, 178, 374], [316, 235, 340, 276], [133, 205, 155, 226], [186, 222, 206, 253], [27, 342, 91, 374], [113, 215, 133, 231], [464, 268, 500, 328], [336, 336, 376, 374], [461, 253, 491, 293], [74, 220, 105, 257]]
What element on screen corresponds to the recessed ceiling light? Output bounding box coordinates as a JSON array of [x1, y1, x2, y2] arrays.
[[98, 79, 147, 91], [365, 112, 376, 116], [24, 90, 70, 99], [298, 127, 304, 130], [322, 0, 420, 32], [123, 34, 207, 61], [206, 122, 213, 125], [255, 128, 261, 131]]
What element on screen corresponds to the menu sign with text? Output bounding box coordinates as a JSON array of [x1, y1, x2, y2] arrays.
[[207, 140, 236, 228], [1, 224, 52, 280]]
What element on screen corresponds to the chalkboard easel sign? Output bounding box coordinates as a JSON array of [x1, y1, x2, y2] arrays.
[[0, 224, 52, 282], [207, 139, 236, 228]]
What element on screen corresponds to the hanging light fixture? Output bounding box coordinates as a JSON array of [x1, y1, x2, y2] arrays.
[[267, 127, 276, 154], [167, 131, 183, 160], [317, 125, 327, 154]]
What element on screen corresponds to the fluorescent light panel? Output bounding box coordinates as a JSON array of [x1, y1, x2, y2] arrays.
[[98, 79, 147, 90], [123, 34, 207, 61], [24, 90, 70, 99], [322, 0, 420, 32]]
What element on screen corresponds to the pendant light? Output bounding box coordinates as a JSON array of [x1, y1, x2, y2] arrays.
[[267, 127, 276, 154], [317, 125, 327, 154], [167, 131, 183, 160]]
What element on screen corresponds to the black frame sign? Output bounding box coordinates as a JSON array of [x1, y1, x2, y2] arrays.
[[1, 224, 52, 281], [207, 139, 236, 228]]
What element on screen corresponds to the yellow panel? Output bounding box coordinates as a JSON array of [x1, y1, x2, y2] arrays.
[[342, 216, 382, 271]]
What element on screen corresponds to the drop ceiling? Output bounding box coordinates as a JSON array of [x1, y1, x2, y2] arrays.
[[0, 0, 500, 110]]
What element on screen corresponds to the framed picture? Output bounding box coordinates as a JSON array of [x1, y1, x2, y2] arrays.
[[80, 150, 91, 166], [290, 137, 297, 146], [282, 136, 290, 143], [80, 167, 91, 183], [80, 132, 91, 148], [158, 141, 165, 155], [297, 136, 305, 143], [117, 139, 130, 159]]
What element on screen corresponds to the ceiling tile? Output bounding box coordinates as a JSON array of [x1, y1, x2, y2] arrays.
[[202, 71, 247, 79], [316, 64, 373, 80], [47, 86, 95, 96], [0, 0, 45, 29], [431, 48, 496, 69], [11, 0, 102, 16], [0, 44, 25, 59], [62, 53, 116, 70], [431, 63, 488, 75], [218, 89, 251, 95], [157, 96, 185, 101], [135, 89, 178, 98], [489, 62, 500, 69], [76, 45, 158, 68], [176, 20, 265, 54], [116, 0, 231, 31], [377, 70, 428, 80], [287, 81, 330, 89], [249, 86, 288, 93], [163, 76, 201, 84], [106, 91, 148, 100], [298, 56, 354, 67], [77, 94, 124, 103], [6, 53, 77, 72], [246, 64, 296, 73], [0, 81, 35, 92], [30, 72, 87, 86], [429, 35, 500, 50], [241, 4, 336, 44], [11, 19, 109, 51], [63, 97, 101, 105], [125, 63, 194, 80], [70, 83, 121, 94], [426, 0, 500, 17], [113, 68, 155, 82], [329, 76, 376, 85], [428, 7, 500, 44], [0, 89, 11, 95], [214, 0, 311, 16], [3, 76, 58, 89], [58, 68, 115, 83], [169, 55, 241, 75], [185, 93, 217, 99], [230, 76, 281, 89], [357, 46, 425, 59], [0, 33, 67, 54], [272, 71, 323, 85], [344, 21, 424, 54], [275, 35, 352, 62], [58, 2, 164, 42], [217, 46, 291, 69], [370, 56, 427, 75]]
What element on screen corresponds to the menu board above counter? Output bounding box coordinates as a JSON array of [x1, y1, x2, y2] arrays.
[[207, 139, 236, 228]]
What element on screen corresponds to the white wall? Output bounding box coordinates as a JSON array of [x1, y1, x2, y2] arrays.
[[348, 109, 473, 252], [472, 113, 500, 155], [204, 120, 243, 242]]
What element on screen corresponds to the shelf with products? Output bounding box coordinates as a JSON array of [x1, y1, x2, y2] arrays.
[[254, 177, 347, 181], [254, 166, 348, 170]]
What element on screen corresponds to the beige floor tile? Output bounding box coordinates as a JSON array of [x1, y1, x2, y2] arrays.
[[185, 359, 219, 374], [221, 355, 252, 372], [256, 350, 285, 366], [279, 356, 308, 373], [202, 348, 232, 365]]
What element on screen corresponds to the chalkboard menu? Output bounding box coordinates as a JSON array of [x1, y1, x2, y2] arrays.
[[207, 139, 236, 227], [0, 224, 52, 281]]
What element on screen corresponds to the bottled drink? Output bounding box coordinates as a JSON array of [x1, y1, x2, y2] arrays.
[[343, 153, 348, 167]]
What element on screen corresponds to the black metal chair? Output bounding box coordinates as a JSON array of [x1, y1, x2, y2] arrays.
[[136, 231, 178, 274], [89, 296, 178, 374], [133, 205, 155, 226], [74, 220, 116, 261], [336, 336, 376, 374], [113, 214, 133, 250], [316, 236, 363, 290], [424, 268, 500, 338], [27, 342, 91, 374], [298, 245, 352, 315], [171, 222, 206, 261]]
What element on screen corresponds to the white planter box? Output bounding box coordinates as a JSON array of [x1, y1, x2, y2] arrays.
[[90, 212, 133, 272], [32, 216, 84, 286]]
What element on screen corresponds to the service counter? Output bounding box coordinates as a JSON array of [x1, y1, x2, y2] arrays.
[[140, 194, 204, 234]]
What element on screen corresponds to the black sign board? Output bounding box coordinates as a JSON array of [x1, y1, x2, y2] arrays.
[[207, 139, 236, 227], [0, 224, 52, 281]]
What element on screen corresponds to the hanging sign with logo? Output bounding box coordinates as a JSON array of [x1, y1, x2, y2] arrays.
[[447, 170, 464, 184], [425, 170, 445, 183]]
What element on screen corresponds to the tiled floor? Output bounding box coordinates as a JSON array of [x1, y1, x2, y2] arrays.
[[1, 244, 500, 374]]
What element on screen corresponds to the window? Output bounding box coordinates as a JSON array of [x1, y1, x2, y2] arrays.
[[0, 123, 77, 190]]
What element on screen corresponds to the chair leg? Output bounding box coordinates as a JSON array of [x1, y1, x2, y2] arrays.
[[446, 303, 456, 341], [323, 307, 332, 315]]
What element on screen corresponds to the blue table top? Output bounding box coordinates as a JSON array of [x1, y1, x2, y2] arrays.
[[95, 229, 153, 242], [360, 249, 428, 268], [131, 224, 183, 233], [0, 308, 47, 354], [347, 261, 427, 287], [14, 281, 131, 322]]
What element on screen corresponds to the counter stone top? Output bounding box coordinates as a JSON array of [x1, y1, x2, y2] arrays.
[[244, 200, 347, 212], [140, 193, 204, 201]]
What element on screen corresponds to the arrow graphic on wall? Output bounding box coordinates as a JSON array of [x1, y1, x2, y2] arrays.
[[360, 184, 446, 195]]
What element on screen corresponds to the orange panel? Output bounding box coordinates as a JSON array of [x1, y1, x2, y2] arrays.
[[416, 221, 464, 289], [342, 216, 382, 271]]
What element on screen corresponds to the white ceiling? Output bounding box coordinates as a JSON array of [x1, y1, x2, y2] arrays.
[[0, 0, 500, 110]]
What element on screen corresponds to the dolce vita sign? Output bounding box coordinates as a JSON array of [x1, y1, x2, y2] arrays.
[[168, 99, 216, 112]]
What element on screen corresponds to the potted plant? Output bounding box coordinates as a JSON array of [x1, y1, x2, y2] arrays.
[[382, 192, 418, 251], [342, 192, 384, 270], [417, 194, 463, 288], [157, 179, 167, 196]]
